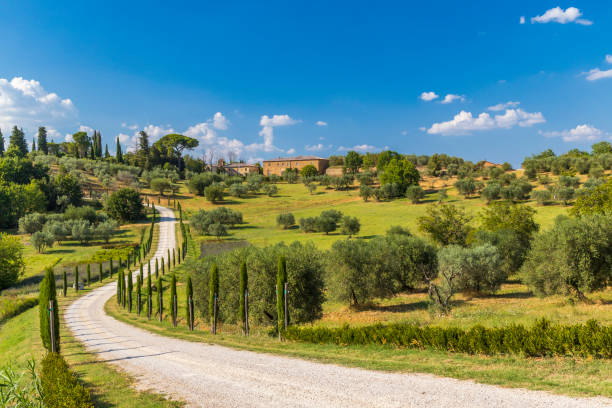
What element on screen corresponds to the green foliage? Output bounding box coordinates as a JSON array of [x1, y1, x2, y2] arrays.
[[18, 212, 46, 234], [209, 263, 219, 320], [379, 158, 419, 193], [417, 204, 472, 246], [156, 277, 163, 318], [0, 233, 24, 290], [150, 178, 171, 196], [340, 216, 360, 237], [187, 173, 216, 195], [39, 268, 60, 352], [385, 234, 437, 291], [571, 178, 612, 216], [31, 230, 54, 253], [239, 261, 248, 328], [276, 213, 295, 229], [228, 183, 248, 197], [262, 183, 278, 197], [521, 215, 612, 300], [455, 178, 476, 197], [204, 184, 225, 202], [285, 319, 612, 358], [359, 184, 374, 202], [0, 296, 37, 323], [41, 353, 93, 408], [105, 188, 144, 223], [439, 244, 504, 294], [277, 256, 287, 331], [8, 126, 28, 158], [405, 185, 425, 203], [343, 151, 362, 174], [300, 164, 319, 178]]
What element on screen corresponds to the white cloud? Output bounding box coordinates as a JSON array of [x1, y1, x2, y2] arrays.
[[0, 76, 76, 133], [121, 123, 138, 130], [531, 7, 592, 25], [212, 112, 229, 130], [440, 94, 465, 104], [427, 108, 545, 135], [46, 127, 61, 140], [316, 120, 328, 126], [540, 124, 605, 142], [488, 101, 520, 111], [78, 125, 93, 134], [401, 130, 408, 136], [286, 148, 296, 155], [305, 143, 332, 152], [585, 68, 612, 81], [606, 54, 612, 64], [247, 114, 300, 153], [338, 144, 376, 152], [420, 91, 439, 101], [520, 16, 525, 24]]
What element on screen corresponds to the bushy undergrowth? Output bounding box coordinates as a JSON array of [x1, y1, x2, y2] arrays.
[[285, 319, 612, 358], [41, 352, 93, 408], [0, 296, 38, 323]]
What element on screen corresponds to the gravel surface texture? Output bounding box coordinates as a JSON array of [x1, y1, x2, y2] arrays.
[[65, 205, 612, 408]]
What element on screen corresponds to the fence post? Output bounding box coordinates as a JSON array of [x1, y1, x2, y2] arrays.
[[188, 296, 194, 331], [212, 293, 217, 335], [244, 290, 249, 336], [48, 300, 56, 353], [284, 282, 288, 330]]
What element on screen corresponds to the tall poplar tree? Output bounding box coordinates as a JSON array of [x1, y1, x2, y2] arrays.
[[37, 126, 48, 154], [138, 130, 150, 169], [31, 138, 36, 152], [116, 137, 123, 163]]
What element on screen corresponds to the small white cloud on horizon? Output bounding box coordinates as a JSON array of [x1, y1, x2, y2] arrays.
[[401, 130, 408, 136], [316, 120, 328, 126], [440, 94, 465, 104], [427, 108, 545, 135], [286, 148, 296, 155], [531, 6, 592, 25], [585, 68, 612, 81], [337, 144, 377, 152], [519, 16, 525, 24], [606, 54, 612, 64], [79, 125, 93, 134], [540, 124, 605, 142], [420, 91, 439, 101], [305, 143, 332, 152], [488, 101, 520, 111]]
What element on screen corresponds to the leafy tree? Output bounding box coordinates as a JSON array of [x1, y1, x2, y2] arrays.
[[185, 275, 193, 328], [437, 188, 448, 203], [298, 216, 318, 233], [37, 127, 48, 154], [405, 185, 425, 204], [417, 204, 472, 246], [377, 150, 401, 171], [262, 183, 278, 197], [282, 168, 298, 184], [105, 188, 144, 223], [96, 220, 118, 243], [379, 158, 419, 193], [454, 178, 476, 197], [156, 276, 163, 318], [0, 233, 24, 289], [557, 187, 575, 205], [532, 189, 551, 206], [344, 151, 362, 174], [71, 131, 90, 158], [8, 126, 28, 158], [359, 184, 374, 202], [307, 182, 317, 195], [229, 183, 248, 197], [316, 209, 342, 234], [39, 268, 60, 352], [481, 183, 501, 203], [153, 134, 199, 165], [592, 141, 612, 155], [479, 202, 538, 250], [300, 164, 319, 178], [187, 173, 215, 195], [451, 244, 504, 293], [71, 220, 93, 244], [138, 130, 150, 168], [340, 216, 360, 237], [571, 179, 612, 216], [31, 231, 54, 253], [18, 213, 47, 234], [54, 173, 83, 208], [204, 184, 225, 203], [276, 213, 295, 229], [150, 178, 171, 196], [208, 223, 228, 239], [385, 234, 437, 291], [521, 215, 612, 301]]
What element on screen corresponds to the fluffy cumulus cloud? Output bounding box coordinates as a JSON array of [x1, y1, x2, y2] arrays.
[[440, 94, 465, 104], [0, 76, 76, 133], [420, 91, 439, 101], [338, 144, 377, 152], [520, 16, 525, 24], [427, 108, 545, 135], [316, 120, 328, 126], [247, 114, 300, 153], [540, 124, 605, 142], [531, 6, 592, 25], [488, 101, 520, 111], [286, 148, 296, 155], [305, 143, 332, 152], [584, 54, 612, 81]]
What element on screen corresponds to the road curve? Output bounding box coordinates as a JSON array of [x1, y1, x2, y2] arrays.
[[65, 205, 612, 408]]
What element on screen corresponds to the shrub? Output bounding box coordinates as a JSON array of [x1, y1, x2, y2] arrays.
[[417, 204, 472, 246], [150, 177, 171, 196], [71, 220, 93, 244], [262, 183, 278, 196], [41, 353, 93, 408], [105, 188, 144, 223], [557, 187, 575, 205], [204, 184, 225, 202], [0, 233, 24, 290], [532, 189, 551, 205], [571, 178, 612, 216], [442, 244, 504, 294], [31, 230, 54, 253], [385, 234, 437, 291], [229, 183, 248, 198], [187, 173, 215, 195], [18, 212, 46, 234], [64, 205, 97, 224], [276, 213, 295, 229], [340, 216, 360, 237], [405, 185, 425, 203], [454, 178, 476, 197], [359, 185, 374, 202], [298, 217, 317, 233], [521, 215, 612, 300], [208, 223, 228, 239], [95, 220, 118, 243], [481, 183, 501, 203], [300, 164, 319, 179], [39, 268, 60, 352]]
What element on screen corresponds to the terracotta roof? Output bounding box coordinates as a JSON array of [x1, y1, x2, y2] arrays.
[[263, 155, 327, 162], [224, 163, 258, 168]]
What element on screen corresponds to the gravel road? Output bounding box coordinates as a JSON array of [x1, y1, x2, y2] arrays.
[[65, 205, 612, 408]]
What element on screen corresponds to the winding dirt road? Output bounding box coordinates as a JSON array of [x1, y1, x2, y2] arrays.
[[65, 205, 612, 407]]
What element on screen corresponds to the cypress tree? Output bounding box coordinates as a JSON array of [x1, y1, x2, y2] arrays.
[[167, 249, 171, 271], [161, 257, 165, 275], [38, 126, 48, 154], [39, 268, 60, 352], [86, 264, 91, 286], [185, 276, 193, 330], [139, 263, 144, 284], [63, 270, 67, 297], [170, 274, 177, 327], [172, 249, 176, 267], [209, 263, 219, 321], [155, 258, 159, 278], [99, 263, 103, 282], [239, 261, 248, 332], [116, 136, 123, 163], [177, 248, 181, 264], [9, 126, 28, 157], [156, 277, 163, 321], [117, 272, 122, 304], [147, 260, 151, 279], [123, 272, 127, 308], [147, 270, 152, 319], [0, 129, 4, 156], [276, 256, 287, 334], [136, 274, 142, 315], [127, 271, 133, 312], [31, 138, 36, 152], [110, 259, 114, 278], [74, 265, 79, 292], [104, 144, 110, 158]]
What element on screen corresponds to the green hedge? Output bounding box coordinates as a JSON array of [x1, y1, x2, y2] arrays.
[[0, 296, 38, 323], [41, 352, 93, 408], [285, 319, 612, 358]]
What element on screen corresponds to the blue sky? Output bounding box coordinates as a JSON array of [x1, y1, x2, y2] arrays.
[[0, 1, 611, 166]]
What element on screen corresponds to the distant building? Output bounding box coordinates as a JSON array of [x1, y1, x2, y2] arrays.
[[223, 162, 260, 176], [263, 155, 329, 176]]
